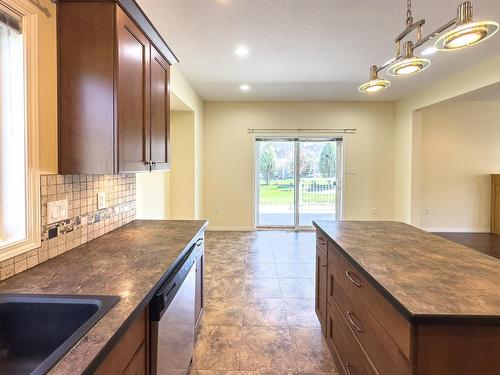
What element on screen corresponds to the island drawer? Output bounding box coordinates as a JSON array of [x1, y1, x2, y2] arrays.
[[327, 300, 378, 375], [333, 279, 412, 375], [316, 231, 328, 255], [329, 242, 412, 361]]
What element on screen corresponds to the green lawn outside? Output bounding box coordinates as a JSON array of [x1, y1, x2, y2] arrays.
[[259, 178, 336, 205], [259, 179, 294, 205]]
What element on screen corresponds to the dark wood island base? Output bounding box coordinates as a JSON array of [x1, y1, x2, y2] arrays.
[[314, 221, 500, 375]]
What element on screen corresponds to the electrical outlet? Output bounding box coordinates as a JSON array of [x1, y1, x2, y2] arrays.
[[372, 208, 377, 216], [98, 192, 107, 210], [346, 168, 355, 175], [81, 216, 88, 226], [426, 208, 431, 215], [47, 199, 69, 224], [215, 206, 221, 214]]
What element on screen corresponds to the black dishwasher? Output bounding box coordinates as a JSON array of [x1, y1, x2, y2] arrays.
[[149, 244, 197, 375]]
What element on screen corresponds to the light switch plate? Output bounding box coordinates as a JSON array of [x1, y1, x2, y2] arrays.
[[98, 192, 107, 210], [47, 199, 68, 224]]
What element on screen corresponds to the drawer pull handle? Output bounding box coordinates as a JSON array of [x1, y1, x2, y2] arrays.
[[345, 270, 362, 287], [321, 263, 328, 268], [345, 362, 353, 375], [346, 310, 364, 333], [196, 238, 204, 246]]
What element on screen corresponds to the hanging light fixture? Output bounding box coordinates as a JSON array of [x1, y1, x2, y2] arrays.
[[435, 1, 499, 50], [387, 41, 430, 76], [358, 66, 391, 93], [358, 0, 498, 94]]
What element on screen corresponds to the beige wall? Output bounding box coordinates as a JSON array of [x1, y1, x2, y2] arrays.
[[416, 101, 500, 232], [203, 102, 395, 230], [169, 111, 196, 219], [394, 56, 500, 224], [35, 0, 58, 174], [136, 172, 170, 219], [170, 66, 204, 219], [136, 109, 197, 220], [134, 67, 205, 221]]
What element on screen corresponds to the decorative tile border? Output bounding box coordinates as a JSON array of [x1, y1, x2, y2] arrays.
[[0, 174, 136, 281]]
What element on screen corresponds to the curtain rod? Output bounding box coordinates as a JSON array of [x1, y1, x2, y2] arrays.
[[247, 128, 357, 134]]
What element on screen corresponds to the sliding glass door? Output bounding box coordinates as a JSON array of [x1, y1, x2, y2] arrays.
[[298, 140, 340, 226], [256, 140, 296, 226], [256, 137, 342, 228]]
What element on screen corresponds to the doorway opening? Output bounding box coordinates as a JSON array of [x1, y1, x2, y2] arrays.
[[255, 137, 342, 229]]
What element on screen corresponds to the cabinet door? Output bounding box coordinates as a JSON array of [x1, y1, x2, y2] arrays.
[[93, 310, 146, 375], [195, 240, 205, 333], [116, 7, 150, 172], [122, 342, 146, 375], [315, 246, 328, 335], [150, 46, 170, 170]]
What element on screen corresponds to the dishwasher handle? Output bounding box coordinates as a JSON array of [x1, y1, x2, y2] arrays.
[[150, 245, 196, 321]]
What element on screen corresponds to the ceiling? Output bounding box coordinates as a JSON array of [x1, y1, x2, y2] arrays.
[[137, 0, 500, 101]]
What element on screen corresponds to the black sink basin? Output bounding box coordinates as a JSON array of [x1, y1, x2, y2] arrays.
[[0, 294, 119, 375]]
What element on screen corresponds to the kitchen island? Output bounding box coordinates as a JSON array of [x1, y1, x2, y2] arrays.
[[314, 220, 500, 375], [0, 220, 207, 375]]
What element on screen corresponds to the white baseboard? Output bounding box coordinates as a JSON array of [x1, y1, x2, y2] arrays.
[[423, 227, 491, 233], [206, 225, 255, 232]]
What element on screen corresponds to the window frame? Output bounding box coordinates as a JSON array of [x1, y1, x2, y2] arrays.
[[0, 0, 41, 261]]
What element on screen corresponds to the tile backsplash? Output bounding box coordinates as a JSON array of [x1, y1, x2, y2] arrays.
[[0, 174, 136, 281]]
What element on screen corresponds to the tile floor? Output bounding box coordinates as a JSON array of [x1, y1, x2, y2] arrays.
[[190, 230, 338, 375]]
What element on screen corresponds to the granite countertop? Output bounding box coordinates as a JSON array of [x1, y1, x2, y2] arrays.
[[0, 220, 208, 375], [314, 221, 500, 319]]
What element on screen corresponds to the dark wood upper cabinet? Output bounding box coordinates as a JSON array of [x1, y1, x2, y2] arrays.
[[149, 46, 170, 171], [57, 0, 177, 174], [116, 7, 150, 172]]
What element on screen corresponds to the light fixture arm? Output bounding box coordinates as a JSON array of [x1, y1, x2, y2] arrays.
[[413, 18, 457, 49], [375, 17, 458, 74]]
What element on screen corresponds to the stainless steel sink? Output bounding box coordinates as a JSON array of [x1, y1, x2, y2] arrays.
[[0, 294, 119, 375]]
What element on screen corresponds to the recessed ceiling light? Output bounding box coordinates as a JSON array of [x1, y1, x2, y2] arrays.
[[235, 45, 249, 57], [240, 84, 250, 91], [421, 46, 437, 55]]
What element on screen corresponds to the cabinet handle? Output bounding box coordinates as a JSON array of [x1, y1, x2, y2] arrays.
[[144, 161, 152, 166], [196, 238, 203, 247], [346, 310, 364, 333], [345, 362, 353, 375], [151, 161, 157, 166], [321, 263, 328, 268], [345, 270, 362, 288]]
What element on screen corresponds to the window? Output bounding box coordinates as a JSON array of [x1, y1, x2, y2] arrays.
[[0, 1, 40, 260]]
